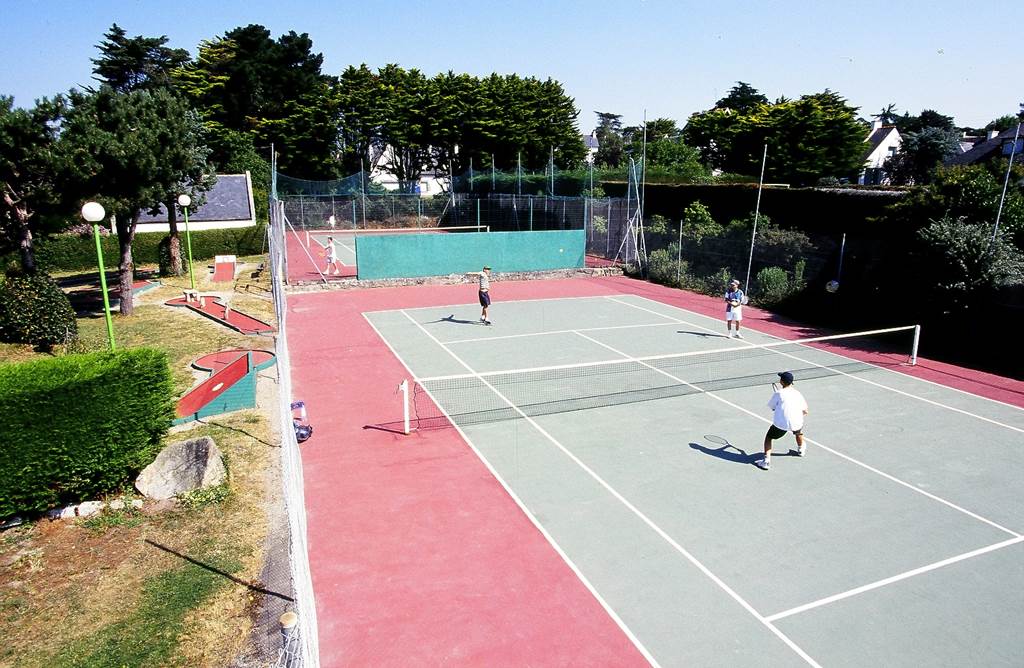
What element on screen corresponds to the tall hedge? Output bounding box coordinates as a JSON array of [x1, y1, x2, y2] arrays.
[[0, 348, 175, 516], [3, 225, 266, 273]]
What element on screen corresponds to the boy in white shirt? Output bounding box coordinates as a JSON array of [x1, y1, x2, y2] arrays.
[[756, 371, 808, 470], [725, 279, 745, 338], [467, 266, 492, 325]]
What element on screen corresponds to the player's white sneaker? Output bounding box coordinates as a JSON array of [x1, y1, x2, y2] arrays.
[[796, 445, 805, 457], [755, 457, 770, 470], [735, 332, 743, 339]]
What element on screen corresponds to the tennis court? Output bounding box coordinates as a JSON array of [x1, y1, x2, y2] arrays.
[[361, 291, 1024, 666], [287, 225, 488, 282]]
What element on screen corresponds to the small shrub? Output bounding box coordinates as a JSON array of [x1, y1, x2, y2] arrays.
[[179, 482, 231, 509], [646, 215, 671, 235], [755, 266, 791, 304], [591, 215, 608, 234], [0, 271, 78, 350], [681, 201, 722, 242], [647, 246, 683, 287], [80, 506, 144, 532]]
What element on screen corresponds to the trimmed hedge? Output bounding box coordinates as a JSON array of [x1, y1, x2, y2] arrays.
[[6, 225, 267, 273], [0, 348, 175, 516]]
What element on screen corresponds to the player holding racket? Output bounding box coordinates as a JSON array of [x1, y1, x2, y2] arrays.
[[755, 371, 808, 470], [725, 279, 745, 338]]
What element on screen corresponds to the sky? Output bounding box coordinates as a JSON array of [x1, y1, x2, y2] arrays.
[[2, 0, 1022, 132]]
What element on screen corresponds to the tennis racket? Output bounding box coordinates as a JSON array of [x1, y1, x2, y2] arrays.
[[705, 435, 732, 447]]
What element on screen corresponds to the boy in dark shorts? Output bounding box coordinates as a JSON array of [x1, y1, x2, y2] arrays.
[[756, 371, 808, 470], [468, 266, 492, 325]]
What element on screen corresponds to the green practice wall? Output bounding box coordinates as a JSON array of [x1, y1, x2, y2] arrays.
[[355, 230, 585, 280]]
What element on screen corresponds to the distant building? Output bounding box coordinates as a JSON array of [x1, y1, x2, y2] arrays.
[[135, 173, 256, 232], [582, 133, 600, 164], [859, 120, 901, 185], [946, 126, 1024, 167]]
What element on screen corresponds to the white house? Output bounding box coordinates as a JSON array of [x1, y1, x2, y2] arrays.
[[582, 133, 599, 163], [859, 120, 901, 185]]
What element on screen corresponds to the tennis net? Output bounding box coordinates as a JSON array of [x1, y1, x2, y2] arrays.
[[404, 325, 920, 431]]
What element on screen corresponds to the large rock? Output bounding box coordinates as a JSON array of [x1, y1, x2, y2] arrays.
[[135, 437, 226, 500]]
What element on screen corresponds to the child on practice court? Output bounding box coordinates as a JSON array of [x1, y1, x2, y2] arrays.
[[725, 278, 745, 338], [467, 265, 492, 325], [756, 371, 808, 470], [323, 236, 341, 276]]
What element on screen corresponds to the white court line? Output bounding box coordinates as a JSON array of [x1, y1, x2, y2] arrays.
[[607, 296, 1024, 435], [360, 294, 614, 314], [445, 320, 683, 345], [765, 536, 1024, 622], [572, 327, 1021, 540], [615, 293, 1024, 415], [365, 314, 661, 668], [400, 310, 821, 668]]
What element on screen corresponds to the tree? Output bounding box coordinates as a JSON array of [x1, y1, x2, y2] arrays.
[[58, 87, 211, 315], [0, 96, 64, 273], [885, 127, 961, 185], [685, 89, 866, 184], [873, 104, 898, 125], [593, 111, 624, 167], [92, 23, 191, 93], [336, 65, 386, 175], [92, 24, 205, 276], [715, 82, 768, 114], [895, 109, 955, 135], [175, 25, 334, 177], [986, 115, 1019, 133]]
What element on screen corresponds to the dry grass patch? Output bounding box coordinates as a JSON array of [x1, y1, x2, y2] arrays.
[[0, 410, 275, 668]]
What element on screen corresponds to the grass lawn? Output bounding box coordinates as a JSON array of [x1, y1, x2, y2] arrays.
[[0, 257, 281, 667]]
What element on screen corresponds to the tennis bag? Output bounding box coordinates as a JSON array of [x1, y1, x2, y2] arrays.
[[294, 421, 313, 443]]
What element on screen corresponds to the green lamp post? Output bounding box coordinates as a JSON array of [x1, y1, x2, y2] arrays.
[[177, 193, 196, 290], [82, 201, 115, 351]]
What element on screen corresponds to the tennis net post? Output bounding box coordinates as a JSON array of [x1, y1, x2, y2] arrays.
[[911, 324, 921, 366], [400, 379, 410, 435]]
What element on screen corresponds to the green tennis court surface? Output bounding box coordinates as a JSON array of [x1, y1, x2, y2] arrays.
[[366, 294, 1024, 667]]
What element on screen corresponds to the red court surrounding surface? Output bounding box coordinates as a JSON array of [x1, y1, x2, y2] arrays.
[[166, 296, 275, 335], [286, 231, 356, 282], [287, 275, 1023, 666]]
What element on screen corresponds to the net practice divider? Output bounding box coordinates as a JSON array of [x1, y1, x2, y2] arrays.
[[398, 325, 920, 434]]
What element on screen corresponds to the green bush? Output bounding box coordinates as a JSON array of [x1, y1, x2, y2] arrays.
[[646, 215, 671, 235], [647, 245, 683, 287], [0, 271, 78, 349], [755, 266, 791, 305], [7, 225, 267, 273], [0, 348, 175, 516]]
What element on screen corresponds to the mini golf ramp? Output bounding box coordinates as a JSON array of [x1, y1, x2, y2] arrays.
[[213, 255, 236, 283], [174, 349, 277, 425]]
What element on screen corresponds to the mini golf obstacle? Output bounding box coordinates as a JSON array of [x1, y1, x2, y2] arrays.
[[213, 255, 237, 283], [166, 292, 275, 335], [174, 349, 277, 425]]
